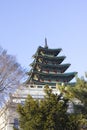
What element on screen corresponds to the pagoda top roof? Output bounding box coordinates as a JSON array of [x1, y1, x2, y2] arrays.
[[36, 46, 62, 56], [38, 46, 62, 52]]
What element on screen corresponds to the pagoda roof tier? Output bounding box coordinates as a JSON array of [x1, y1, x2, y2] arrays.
[[30, 62, 71, 73], [28, 79, 76, 86], [34, 55, 66, 64], [35, 46, 62, 56], [29, 71, 77, 82]]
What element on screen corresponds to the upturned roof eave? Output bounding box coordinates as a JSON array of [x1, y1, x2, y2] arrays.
[[29, 79, 76, 86], [32, 46, 62, 57], [32, 70, 77, 77], [35, 62, 71, 68], [38, 46, 62, 52]]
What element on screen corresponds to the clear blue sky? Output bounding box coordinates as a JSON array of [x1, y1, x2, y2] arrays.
[[0, 0, 87, 78]]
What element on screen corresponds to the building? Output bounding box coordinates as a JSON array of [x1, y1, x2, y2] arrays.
[[0, 40, 77, 130], [0, 85, 58, 130], [26, 39, 77, 87]]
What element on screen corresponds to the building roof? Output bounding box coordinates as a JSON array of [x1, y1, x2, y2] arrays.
[[34, 46, 62, 56], [32, 55, 66, 65], [30, 62, 71, 73], [26, 78, 76, 86], [27, 43, 77, 85], [28, 70, 77, 82]]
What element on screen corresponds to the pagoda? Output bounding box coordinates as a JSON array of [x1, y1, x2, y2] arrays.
[[26, 39, 77, 87]]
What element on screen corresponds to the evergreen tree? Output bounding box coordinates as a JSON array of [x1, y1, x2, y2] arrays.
[[57, 77, 87, 129], [17, 85, 82, 130]]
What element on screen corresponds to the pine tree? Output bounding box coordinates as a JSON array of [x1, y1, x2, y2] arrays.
[[57, 77, 87, 129], [17, 85, 82, 130]]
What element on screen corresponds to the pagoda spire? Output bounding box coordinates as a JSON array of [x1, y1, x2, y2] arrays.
[[44, 38, 48, 49]]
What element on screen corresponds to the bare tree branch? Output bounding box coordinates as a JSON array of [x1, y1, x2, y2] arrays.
[[0, 46, 25, 107]]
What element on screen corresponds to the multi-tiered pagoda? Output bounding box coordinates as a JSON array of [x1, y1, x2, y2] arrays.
[[26, 39, 77, 87]]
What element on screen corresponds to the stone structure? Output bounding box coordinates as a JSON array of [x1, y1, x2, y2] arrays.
[[0, 85, 58, 130]]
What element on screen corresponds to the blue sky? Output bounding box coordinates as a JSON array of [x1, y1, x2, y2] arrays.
[[0, 0, 87, 79]]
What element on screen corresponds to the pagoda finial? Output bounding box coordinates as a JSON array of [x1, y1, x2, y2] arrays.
[[44, 38, 48, 48]]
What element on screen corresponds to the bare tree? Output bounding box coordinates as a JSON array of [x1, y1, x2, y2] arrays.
[[0, 46, 25, 107]]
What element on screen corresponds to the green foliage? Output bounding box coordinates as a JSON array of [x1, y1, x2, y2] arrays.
[[17, 95, 40, 130], [13, 127, 19, 130], [57, 77, 87, 128], [17, 84, 84, 130]]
